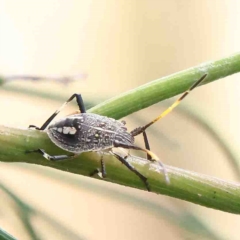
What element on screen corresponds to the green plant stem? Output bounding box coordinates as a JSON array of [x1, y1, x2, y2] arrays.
[[1, 84, 97, 109], [0, 227, 17, 240], [1, 53, 240, 214], [89, 53, 240, 119], [15, 164, 226, 240], [1, 125, 240, 214], [0, 182, 85, 240], [177, 103, 240, 179]]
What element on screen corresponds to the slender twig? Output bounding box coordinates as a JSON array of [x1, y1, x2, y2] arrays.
[[0, 74, 87, 85], [89, 53, 240, 119], [1, 53, 240, 213], [0, 183, 84, 240], [175, 103, 240, 179], [0, 227, 17, 240], [14, 164, 226, 240]]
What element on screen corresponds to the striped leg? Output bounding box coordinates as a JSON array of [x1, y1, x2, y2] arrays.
[[131, 74, 207, 136]]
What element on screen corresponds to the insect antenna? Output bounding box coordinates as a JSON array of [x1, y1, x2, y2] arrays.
[[131, 74, 207, 136]]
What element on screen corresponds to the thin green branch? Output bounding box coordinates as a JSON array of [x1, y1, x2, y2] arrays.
[[0, 227, 17, 240], [0, 182, 85, 240], [176, 103, 240, 179], [1, 83, 96, 109], [1, 125, 240, 214], [15, 164, 226, 240], [89, 53, 240, 119], [1, 53, 240, 214]]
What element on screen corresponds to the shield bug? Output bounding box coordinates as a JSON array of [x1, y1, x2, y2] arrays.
[[27, 74, 207, 191]]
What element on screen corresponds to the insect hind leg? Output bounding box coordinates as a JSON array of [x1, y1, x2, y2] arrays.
[[139, 131, 165, 172], [131, 74, 207, 137], [113, 152, 150, 191], [113, 140, 170, 184]]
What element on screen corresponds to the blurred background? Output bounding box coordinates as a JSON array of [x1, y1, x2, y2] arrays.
[[0, 1, 240, 239]]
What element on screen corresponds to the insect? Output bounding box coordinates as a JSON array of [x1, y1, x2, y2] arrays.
[[27, 74, 207, 191]]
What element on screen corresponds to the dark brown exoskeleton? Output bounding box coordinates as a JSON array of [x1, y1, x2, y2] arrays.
[[27, 74, 207, 191]]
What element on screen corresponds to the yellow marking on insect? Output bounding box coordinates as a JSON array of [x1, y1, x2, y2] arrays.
[[151, 101, 180, 124], [143, 149, 159, 160], [138, 74, 207, 133], [140, 148, 170, 184]]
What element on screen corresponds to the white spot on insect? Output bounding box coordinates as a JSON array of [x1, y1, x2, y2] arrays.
[[63, 127, 70, 134], [69, 127, 77, 135], [62, 126, 76, 134], [57, 128, 62, 133]]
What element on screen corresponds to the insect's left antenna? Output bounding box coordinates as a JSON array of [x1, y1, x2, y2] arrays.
[[131, 74, 207, 136]]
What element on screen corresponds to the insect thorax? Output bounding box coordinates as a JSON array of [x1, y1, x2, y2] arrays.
[[47, 113, 134, 153]]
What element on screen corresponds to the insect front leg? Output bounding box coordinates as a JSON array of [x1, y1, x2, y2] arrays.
[[29, 93, 86, 131], [26, 149, 76, 161]]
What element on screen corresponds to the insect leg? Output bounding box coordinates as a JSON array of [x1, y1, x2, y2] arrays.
[[29, 94, 86, 130], [113, 152, 150, 191], [100, 155, 107, 177], [131, 74, 207, 137], [26, 149, 75, 161], [89, 154, 107, 178], [113, 140, 169, 184], [143, 131, 151, 160]]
